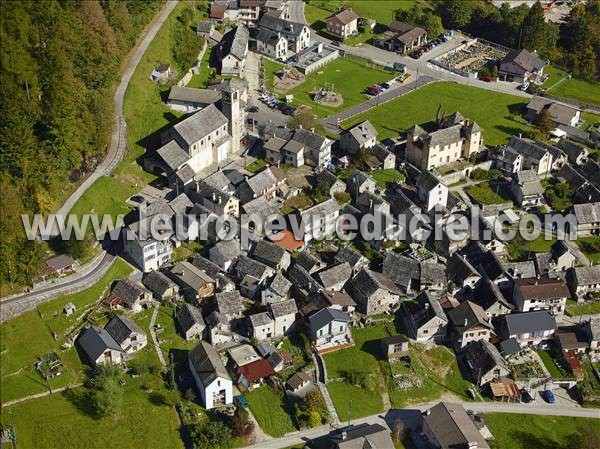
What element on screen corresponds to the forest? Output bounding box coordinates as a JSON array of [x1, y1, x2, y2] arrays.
[[0, 0, 163, 292]]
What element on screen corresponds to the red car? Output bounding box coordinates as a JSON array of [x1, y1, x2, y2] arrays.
[[481, 76, 492, 82], [367, 86, 381, 95]]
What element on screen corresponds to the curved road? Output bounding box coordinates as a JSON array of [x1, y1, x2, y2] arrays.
[[0, 1, 179, 322]]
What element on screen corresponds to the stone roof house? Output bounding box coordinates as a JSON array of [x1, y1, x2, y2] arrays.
[[176, 303, 206, 340], [348, 268, 402, 315]]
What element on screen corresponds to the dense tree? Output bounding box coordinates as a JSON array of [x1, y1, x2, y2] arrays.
[[535, 106, 554, 135], [91, 364, 124, 418], [0, 0, 160, 291], [423, 12, 444, 39], [173, 8, 204, 73], [521, 1, 559, 59], [189, 421, 233, 449], [437, 0, 475, 29]]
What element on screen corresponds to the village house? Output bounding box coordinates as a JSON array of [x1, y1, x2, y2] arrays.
[[257, 14, 310, 54], [104, 315, 147, 354], [123, 220, 173, 273], [261, 272, 292, 304], [510, 169, 544, 209], [107, 279, 152, 313], [557, 138, 588, 165], [573, 202, 600, 236], [504, 136, 553, 175], [490, 145, 523, 174], [286, 372, 312, 394], [209, 239, 243, 271], [269, 298, 297, 337], [215, 290, 245, 321], [195, 182, 240, 218], [251, 239, 291, 271], [380, 335, 409, 361], [233, 256, 275, 286], [419, 261, 447, 291], [142, 270, 179, 302], [298, 198, 340, 243], [169, 261, 215, 304], [196, 20, 223, 46], [176, 303, 206, 340], [237, 358, 275, 390], [499, 310, 557, 348], [447, 253, 481, 295], [567, 265, 600, 300], [348, 268, 402, 315], [525, 96, 581, 128], [76, 326, 124, 367], [461, 339, 510, 386], [320, 290, 357, 315], [265, 128, 333, 169], [315, 262, 352, 291], [346, 170, 377, 199], [340, 120, 378, 155], [239, 166, 286, 203], [374, 21, 427, 54], [550, 241, 576, 271], [308, 307, 352, 352], [447, 300, 495, 349], [382, 252, 419, 293], [422, 402, 490, 449], [329, 424, 395, 449], [326, 9, 359, 39], [416, 170, 449, 212], [315, 170, 347, 198], [400, 291, 448, 343], [584, 318, 600, 361], [216, 25, 249, 75], [249, 312, 275, 340], [367, 143, 396, 170], [166, 86, 221, 113], [36, 254, 76, 280], [499, 48, 546, 84], [406, 113, 482, 171], [189, 341, 233, 409], [512, 277, 569, 315], [334, 246, 368, 274]]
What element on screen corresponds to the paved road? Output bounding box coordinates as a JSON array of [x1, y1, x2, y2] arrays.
[[288, 0, 306, 23], [51, 0, 179, 233], [322, 75, 436, 133], [245, 400, 600, 449], [0, 3, 179, 317]]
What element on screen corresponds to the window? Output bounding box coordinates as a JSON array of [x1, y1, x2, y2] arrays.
[[339, 325, 344, 332], [319, 329, 324, 336]]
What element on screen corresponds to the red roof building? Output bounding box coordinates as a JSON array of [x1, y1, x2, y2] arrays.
[[238, 359, 275, 390]]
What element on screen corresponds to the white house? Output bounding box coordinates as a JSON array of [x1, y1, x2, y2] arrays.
[[308, 307, 352, 352], [123, 220, 173, 273], [512, 277, 569, 315], [76, 326, 124, 367], [249, 312, 275, 340], [269, 298, 297, 337], [104, 315, 147, 354], [416, 171, 448, 212], [188, 341, 233, 410], [326, 9, 359, 39], [298, 198, 340, 243]]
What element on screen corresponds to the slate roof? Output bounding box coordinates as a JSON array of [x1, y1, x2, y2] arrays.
[[259, 14, 306, 37], [572, 265, 600, 285], [46, 254, 75, 271], [315, 262, 352, 290], [506, 261, 537, 278], [334, 246, 365, 269], [499, 338, 521, 356], [574, 202, 600, 224], [349, 268, 401, 300], [204, 170, 234, 192], [176, 303, 205, 333], [447, 300, 492, 333], [447, 254, 480, 285], [220, 25, 249, 61], [269, 298, 297, 318], [111, 279, 146, 307], [252, 239, 286, 268], [403, 291, 447, 328], [462, 339, 508, 377], [330, 423, 395, 449], [527, 96, 578, 126], [417, 170, 443, 191], [507, 136, 551, 163], [383, 252, 419, 290], [347, 120, 378, 146], [249, 311, 274, 327], [189, 341, 230, 385], [557, 138, 587, 164], [168, 86, 221, 105], [502, 48, 545, 72], [170, 261, 214, 291], [192, 255, 223, 280], [197, 181, 235, 206], [246, 168, 278, 195], [286, 372, 311, 390], [77, 326, 122, 362], [301, 198, 338, 218], [215, 291, 245, 316], [211, 239, 242, 261], [235, 256, 272, 280], [157, 140, 189, 171], [256, 342, 277, 358], [143, 270, 176, 296], [420, 262, 447, 286], [308, 307, 350, 335], [504, 310, 556, 335], [105, 315, 143, 345], [173, 104, 229, 147], [513, 277, 570, 299], [287, 264, 322, 292], [295, 252, 322, 272], [423, 402, 490, 449], [268, 272, 292, 297]]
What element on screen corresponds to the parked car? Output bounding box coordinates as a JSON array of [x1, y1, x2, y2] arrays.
[[544, 389, 556, 404], [367, 86, 381, 95], [377, 84, 388, 91], [331, 40, 341, 47], [481, 76, 492, 82], [394, 62, 406, 73], [410, 51, 420, 59], [380, 82, 390, 89], [519, 82, 530, 91], [521, 390, 533, 403], [247, 105, 259, 112]]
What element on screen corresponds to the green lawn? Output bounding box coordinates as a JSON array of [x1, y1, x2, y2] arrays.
[[245, 158, 269, 174], [327, 381, 384, 422], [536, 350, 569, 379], [187, 45, 214, 89], [245, 385, 296, 437], [566, 299, 600, 316], [342, 82, 534, 147], [466, 182, 511, 205], [285, 57, 394, 118], [485, 413, 600, 449], [0, 259, 132, 403], [0, 375, 184, 449], [506, 233, 556, 261], [544, 66, 600, 105], [264, 58, 285, 93], [577, 235, 600, 264], [371, 168, 405, 188]]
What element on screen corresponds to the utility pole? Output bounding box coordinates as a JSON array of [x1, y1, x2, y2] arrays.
[[347, 399, 352, 428]]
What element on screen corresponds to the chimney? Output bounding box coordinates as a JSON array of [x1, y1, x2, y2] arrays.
[[341, 431, 347, 440], [464, 318, 468, 327], [212, 192, 216, 202]]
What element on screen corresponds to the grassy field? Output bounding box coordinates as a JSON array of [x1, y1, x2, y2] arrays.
[[285, 57, 394, 118], [245, 385, 296, 437], [0, 259, 132, 403], [536, 350, 569, 378], [544, 66, 600, 105], [0, 375, 184, 449], [485, 413, 600, 449], [566, 299, 600, 316], [187, 45, 214, 89], [506, 233, 556, 261], [371, 168, 405, 188], [342, 82, 534, 146], [466, 182, 511, 205], [577, 235, 600, 264], [264, 58, 285, 92], [327, 381, 384, 422]]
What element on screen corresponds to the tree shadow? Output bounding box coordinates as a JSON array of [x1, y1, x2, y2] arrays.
[[63, 387, 101, 419]]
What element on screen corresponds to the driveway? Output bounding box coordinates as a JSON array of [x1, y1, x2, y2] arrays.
[[288, 0, 306, 23]]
